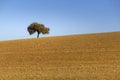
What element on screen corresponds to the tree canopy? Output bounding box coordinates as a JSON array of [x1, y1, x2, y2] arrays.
[[27, 22, 50, 38]]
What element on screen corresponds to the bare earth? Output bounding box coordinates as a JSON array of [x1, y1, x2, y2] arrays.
[[0, 32, 120, 80]]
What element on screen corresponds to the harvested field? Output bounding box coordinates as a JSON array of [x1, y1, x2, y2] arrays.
[[0, 32, 120, 80]]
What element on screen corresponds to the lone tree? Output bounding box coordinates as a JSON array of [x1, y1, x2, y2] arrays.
[[27, 22, 50, 38]]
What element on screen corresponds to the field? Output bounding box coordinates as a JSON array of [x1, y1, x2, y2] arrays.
[[0, 32, 120, 80]]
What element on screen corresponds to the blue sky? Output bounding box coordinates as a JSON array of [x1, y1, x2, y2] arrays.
[[0, 0, 120, 40]]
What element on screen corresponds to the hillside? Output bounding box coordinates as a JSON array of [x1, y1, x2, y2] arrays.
[[0, 32, 120, 80]]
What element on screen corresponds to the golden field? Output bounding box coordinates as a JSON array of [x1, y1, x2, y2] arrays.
[[0, 32, 120, 80]]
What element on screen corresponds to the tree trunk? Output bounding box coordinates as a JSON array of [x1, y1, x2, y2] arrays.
[[37, 32, 40, 38]]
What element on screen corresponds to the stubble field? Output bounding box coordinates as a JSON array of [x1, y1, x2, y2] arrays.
[[0, 32, 120, 80]]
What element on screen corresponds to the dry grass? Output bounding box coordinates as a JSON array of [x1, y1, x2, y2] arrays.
[[0, 32, 120, 80]]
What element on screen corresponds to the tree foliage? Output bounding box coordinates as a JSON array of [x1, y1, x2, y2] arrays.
[[27, 22, 50, 38]]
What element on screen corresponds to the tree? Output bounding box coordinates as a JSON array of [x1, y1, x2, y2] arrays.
[[27, 22, 50, 38]]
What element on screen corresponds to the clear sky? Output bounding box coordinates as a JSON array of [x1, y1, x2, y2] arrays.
[[0, 0, 120, 40]]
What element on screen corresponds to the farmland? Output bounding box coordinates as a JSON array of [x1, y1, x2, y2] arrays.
[[0, 32, 120, 80]]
